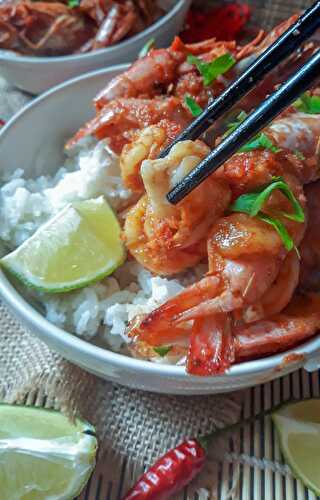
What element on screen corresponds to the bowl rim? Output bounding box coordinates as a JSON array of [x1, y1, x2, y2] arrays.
[[0, 0, 188, 64], [1, 63, 319, 382]]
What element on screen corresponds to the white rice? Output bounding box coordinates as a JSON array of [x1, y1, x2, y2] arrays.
[[0, 138, 201, 352]]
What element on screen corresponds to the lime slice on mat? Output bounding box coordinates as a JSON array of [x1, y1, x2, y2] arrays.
[[272, 399, 320, 495], [0, 404, 97, 499], [1, 197, 125, 293]]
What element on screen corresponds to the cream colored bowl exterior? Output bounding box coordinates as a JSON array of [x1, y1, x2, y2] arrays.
[[0, 0, 190, 94], [1, 66, 320, 394]]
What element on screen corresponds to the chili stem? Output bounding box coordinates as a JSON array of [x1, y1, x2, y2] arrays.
[[199, 397, 307, 450]]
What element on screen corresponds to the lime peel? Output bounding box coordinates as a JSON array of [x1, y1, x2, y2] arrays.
[[1, 197, 125, 293], [272, 398, 320, 496], [0, 403, 97, 499]]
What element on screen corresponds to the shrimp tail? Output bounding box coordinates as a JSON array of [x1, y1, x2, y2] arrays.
[[187, 315, 235, 376], [131, 276, 221, 343]]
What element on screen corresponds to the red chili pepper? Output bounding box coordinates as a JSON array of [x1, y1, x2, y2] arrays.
[[122, 438, 207, 500], [0, 119, 5, 127], [180, 3, 251, 44], [122, 402, 294, 499]]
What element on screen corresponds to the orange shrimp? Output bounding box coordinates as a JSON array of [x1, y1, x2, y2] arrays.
[[0, 1, 95, 56], [187, 292, 320, 374], [234, 293, 320, 361], [123, 139, 231, 275], [242, 251, 300, 323], [299, 181, 320, 291], [66, 97, 190, 154], [94, 36, 239, 110], [128, 146, 309, 374]]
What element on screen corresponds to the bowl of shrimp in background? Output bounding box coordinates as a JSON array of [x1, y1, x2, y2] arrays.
[[0, 0, 190, 95], [1, 20, 320, 395]]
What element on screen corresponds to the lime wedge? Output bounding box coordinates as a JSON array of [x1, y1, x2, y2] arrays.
[[272, 399, 320, 495], [0, 404, 97, 499], [1, 197, 125, 293]]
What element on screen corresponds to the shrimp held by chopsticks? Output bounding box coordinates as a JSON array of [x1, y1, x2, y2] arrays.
[[123, 135, 230, 275]]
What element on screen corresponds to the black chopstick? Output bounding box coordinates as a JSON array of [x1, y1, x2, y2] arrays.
[[167, 49, 320, 204], [160, 0, 320, 159]]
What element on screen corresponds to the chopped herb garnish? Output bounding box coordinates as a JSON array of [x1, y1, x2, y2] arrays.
[[187, 52, 236, 86], [224, 110, 248, 136], [184, 96, 203, 117], [224, 112, 280, 153], [293, 149, 306, 161], [239, 132, 281, 153], [139, 38, 155, 58], [68, 0, 79, 7], [256, 213, 294, 251], [293, 92, 320, 114], [230, 176, 305, 251], [153, 345, 172, 357]]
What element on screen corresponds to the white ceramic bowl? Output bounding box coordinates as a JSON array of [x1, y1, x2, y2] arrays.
[[1, 66, 320, 395], [0, 0, 190, 95]]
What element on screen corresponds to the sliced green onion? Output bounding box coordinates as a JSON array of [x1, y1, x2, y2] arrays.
[[224, 110, 248, 136], [293, 149, 306, 161], [68, 0, 79, 7], [257, 213, 294, 251], [139, 38, 155, 58], [187, 52, 236, 86], [224, 113, 280, 153], [239, 133, 281, 153], [153, 345, 172, 357], [293, 92, 320, 114], [184, 96, 203, 117], [230, 177, 305, 250]]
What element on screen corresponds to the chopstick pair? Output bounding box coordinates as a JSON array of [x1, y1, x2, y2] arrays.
[[165, 1, 320, 205]]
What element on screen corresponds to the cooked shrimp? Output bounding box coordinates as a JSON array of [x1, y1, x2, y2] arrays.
[[127, 100, 320, 374], [234, 293, 320, 361], [299, 181, 320, 291], [175, 292, 320, 373], [119, 126, 166, 192], [94, 47, 185, 108], [94, 37, 239, 109], [70, 17, 320, 151], [187, 314, 234, 375], [267, 112, 320, 164], [123, 140, 231, 275], [0, 1, 95, 56], [219, 111, 320, 198], [80, 0, 161, 52], [94, 15, 312, 111], [130, 202, 305, 342], [242, 251, 300, 323], [66, 97, 190, 154]]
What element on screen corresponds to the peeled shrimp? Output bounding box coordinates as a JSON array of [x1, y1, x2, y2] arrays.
[[120, 126, 167, 192], [123, 139, 231, 275]]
